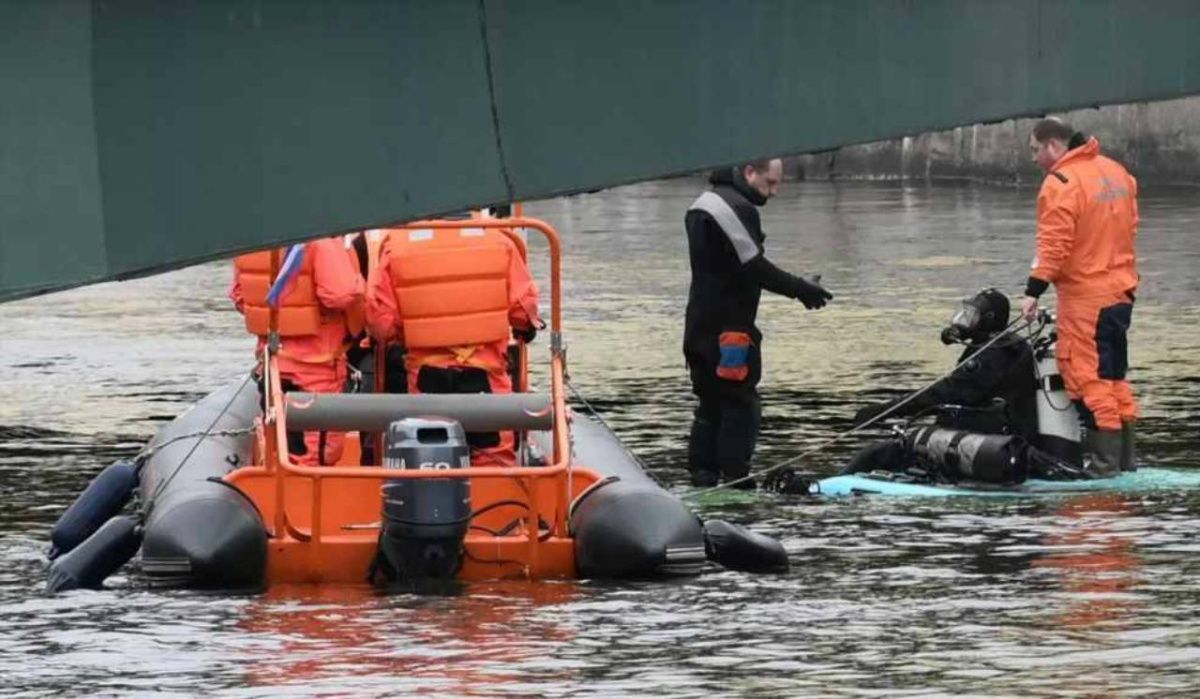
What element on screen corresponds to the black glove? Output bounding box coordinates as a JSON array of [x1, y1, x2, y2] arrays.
[[513, 325, 537, 343], [853, 402, 892, 425], [795, 277, 833, 310]]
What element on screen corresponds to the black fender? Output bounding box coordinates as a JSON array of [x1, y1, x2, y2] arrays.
[[49, 459, 139, 560], [46, 515, 143, 593]]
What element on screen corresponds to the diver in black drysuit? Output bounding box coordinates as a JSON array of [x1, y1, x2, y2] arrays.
[[842, 289, 1087, 483], [767, 289, 1086, 492]]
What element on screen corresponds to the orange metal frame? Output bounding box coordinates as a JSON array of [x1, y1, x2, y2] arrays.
[[226, 216, 602, 585]]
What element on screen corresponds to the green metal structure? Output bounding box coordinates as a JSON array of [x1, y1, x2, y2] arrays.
[[3, 0, 1199, 302]]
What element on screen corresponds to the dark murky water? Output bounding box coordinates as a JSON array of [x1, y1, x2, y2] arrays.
[[2, 180, 1199, 696]]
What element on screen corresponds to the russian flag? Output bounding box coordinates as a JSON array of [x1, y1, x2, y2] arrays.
[[265, 243, 306, 308]]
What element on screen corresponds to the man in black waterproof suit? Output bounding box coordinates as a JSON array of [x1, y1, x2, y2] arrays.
[[683, 158, 833, 488]]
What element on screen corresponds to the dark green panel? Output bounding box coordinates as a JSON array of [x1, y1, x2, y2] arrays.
[[3, 0, 1200, 302], [0, 0, 106, 299], [91, 0, 505, 274], [488, 0, 1200, 196]]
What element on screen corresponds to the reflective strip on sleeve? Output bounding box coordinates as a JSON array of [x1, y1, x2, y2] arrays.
[[688, 191, 760, 264]]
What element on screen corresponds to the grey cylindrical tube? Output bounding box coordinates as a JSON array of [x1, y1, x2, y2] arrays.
[[286, 393, 553, 432]]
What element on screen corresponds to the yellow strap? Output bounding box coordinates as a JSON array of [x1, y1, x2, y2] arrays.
[[412, 344, 490, 369]]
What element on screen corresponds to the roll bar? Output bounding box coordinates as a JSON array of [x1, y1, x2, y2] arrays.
[[286, 392, 553, 432]]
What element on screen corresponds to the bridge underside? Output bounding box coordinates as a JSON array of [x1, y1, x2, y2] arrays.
[[3, 0, 1199, 301]]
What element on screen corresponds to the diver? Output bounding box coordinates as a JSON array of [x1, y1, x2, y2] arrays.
[[769, 289, 1091, 492]]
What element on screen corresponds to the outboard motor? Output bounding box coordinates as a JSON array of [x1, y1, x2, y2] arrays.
[[1032, 333, 1084, 468], [906, 426, 1027, 484], [374, 417, 472, 583]]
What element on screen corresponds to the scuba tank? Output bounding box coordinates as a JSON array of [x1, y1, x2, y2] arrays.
[[906, 426, 1027, 484], [1032, 327, 1084, 468]]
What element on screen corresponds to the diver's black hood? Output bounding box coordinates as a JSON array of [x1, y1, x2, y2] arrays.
[[709, 167, 768, 206], [941, 288, 1012, 345]]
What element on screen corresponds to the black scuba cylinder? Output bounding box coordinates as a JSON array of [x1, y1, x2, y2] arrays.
[[46, 514, 143, 593], [377, 418, 472, 582], [49, 459, 140, 560], [906, 426, 1028, 484]]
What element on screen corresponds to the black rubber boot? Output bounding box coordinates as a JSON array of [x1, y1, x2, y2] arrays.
[[688, 408, 720, 487], [725, 474, 757, 491], [1084, 428, 1123, 477], [1120, 421, 1137, 472], [716, 397, 760, 489]]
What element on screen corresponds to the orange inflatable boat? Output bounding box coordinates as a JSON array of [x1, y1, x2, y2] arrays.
[[47, 216, 788, 592]]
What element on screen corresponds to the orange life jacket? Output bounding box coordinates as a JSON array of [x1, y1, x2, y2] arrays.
[[233, 250, 323, 337], [386, 228, 512, 350], [234, 247, 365, 340]]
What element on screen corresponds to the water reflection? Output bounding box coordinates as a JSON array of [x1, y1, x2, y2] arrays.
[[1031, 493, 1142, 630], [1, 180, 1199, 695], [236, 582, 580, 694]]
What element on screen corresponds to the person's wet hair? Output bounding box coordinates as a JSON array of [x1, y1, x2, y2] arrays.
[[1032, 118, 1075, 144]]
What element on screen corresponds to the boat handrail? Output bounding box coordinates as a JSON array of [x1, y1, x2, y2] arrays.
[[285, 392, 553, 432]]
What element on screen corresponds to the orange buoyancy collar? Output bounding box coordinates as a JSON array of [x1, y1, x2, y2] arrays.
[[387, 228, 513, 350], [235, 249, 328, 338]]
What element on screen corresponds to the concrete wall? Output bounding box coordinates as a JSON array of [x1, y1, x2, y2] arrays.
[[790, 96, 1200, 186]]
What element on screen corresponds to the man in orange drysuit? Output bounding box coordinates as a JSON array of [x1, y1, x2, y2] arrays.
[[230, 237, 365, 466], [1020, 118, 1139, 474], [366, 225, 541, 466]]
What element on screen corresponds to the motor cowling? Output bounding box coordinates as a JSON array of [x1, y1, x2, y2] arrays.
[[906, 426, 1028, 484], [376, 417, 471, 583]]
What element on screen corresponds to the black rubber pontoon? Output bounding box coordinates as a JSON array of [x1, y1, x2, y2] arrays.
[[127, 380, 729, 588], [557, 414, 709, 578]]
